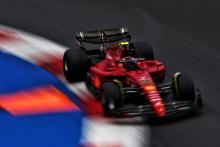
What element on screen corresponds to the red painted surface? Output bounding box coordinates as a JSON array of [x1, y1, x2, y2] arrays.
[[33, 54, 63, 76], [74, 87, 103, 116], [0, 85, 79, 116], [89, 45, 166, 117], [128, 71, 166, 116], [0, 30, 16, 42]]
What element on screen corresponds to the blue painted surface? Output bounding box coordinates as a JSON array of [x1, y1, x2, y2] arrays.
[[0, 50, 83, 147]]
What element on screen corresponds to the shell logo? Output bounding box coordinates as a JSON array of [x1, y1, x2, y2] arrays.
[[144, 85, 156, 91]]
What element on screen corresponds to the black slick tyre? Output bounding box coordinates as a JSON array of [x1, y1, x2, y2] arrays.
[[102, 82, 122, 116], [63, 49, 88, 83]]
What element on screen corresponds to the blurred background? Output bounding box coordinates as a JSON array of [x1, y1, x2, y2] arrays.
[[0, 0, 220, 147]]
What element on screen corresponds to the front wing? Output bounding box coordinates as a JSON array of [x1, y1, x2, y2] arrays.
[[114, 90, 203, 119]]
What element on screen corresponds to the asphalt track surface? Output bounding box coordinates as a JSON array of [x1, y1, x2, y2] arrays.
[[0, 0, 220, 147]]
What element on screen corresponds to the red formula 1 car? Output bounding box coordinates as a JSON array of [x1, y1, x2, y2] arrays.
[[63, 28, 203, 118]]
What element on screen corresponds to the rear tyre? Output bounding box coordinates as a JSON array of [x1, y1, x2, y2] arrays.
[[102, 82, 122, 116], [63, 49, 88, 83], [132, 42, 154, 60]]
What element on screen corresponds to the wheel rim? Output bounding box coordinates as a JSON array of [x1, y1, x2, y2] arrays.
[[103, 95, 116, 116], [108, 99, 115, 110]]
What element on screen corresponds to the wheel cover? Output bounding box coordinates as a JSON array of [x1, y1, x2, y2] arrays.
[[109, 101, 115, 110]]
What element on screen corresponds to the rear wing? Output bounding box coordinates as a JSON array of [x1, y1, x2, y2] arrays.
[[75, 27, 131, 44]]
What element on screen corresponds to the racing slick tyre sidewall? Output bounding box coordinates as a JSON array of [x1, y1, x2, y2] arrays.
[[132, 42, 154, 60], [176, 74, 195, 101], [173, 73, 203, 114], [63, 48, 88, 83], [102, 82, 122, 116]]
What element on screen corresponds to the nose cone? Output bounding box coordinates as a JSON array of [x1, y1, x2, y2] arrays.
[[154, 102, 166, 117]]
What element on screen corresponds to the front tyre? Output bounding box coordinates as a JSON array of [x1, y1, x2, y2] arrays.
[[102, 82, 122, 116], [173, 73, 203, 113], [173, 73, 195, 101]]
